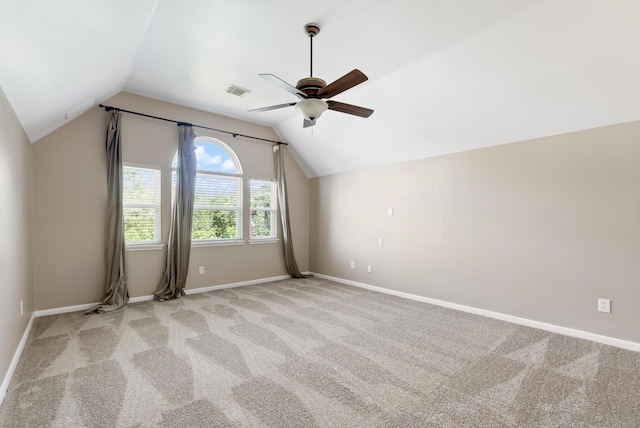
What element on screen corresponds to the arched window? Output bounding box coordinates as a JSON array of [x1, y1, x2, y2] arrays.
[[172, 137, 243, 241]]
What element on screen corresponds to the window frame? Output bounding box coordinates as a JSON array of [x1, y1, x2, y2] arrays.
[[172, 137, 244, 246], [122, 163, 163, 251], [249, 177, 278, 243]]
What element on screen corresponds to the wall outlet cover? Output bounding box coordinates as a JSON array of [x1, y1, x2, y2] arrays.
[[598, 298, 611, 313]]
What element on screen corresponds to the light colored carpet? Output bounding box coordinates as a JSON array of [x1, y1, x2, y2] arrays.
[[1, 277, 638, 427]]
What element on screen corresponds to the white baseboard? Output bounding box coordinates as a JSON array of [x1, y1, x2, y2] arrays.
[[34, 302, 102, 317], [33, 274, 293, 318], [182, 274, 292, 295], [0, 313, 36, 405], [311, 272, 640, 352]]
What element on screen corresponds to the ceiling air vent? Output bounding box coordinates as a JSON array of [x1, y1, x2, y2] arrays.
[[225, 84, 251, 97]]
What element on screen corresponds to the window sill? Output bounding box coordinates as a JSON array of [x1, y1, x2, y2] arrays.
[[126, 243, 164, 252], [125, 239, 278, 250], [248, 238, 279, 245], [191, 239, 245, 248]]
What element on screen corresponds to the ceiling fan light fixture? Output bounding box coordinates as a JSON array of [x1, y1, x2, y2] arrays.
[[295, 98, 328, 121], [250, 23, 373, 127]]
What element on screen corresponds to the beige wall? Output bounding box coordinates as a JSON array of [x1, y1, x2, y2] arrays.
[[0, 86, 33, 386], [310, 120, 640, 343], [33, 92, 309, 310]]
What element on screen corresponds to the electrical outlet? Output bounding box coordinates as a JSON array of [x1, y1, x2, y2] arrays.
[[367, 265, 372, 273], [350, 261, 355, 269], [598, 298, 611, 313], [199, 266, 205, 275], [378, 237, 383, 246]]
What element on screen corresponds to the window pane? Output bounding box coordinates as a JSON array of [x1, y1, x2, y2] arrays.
[[192, 209, 238, 239], [194, 174, 240, 207], [250, 180, 274, 208], [172, 140, 238, 173], [250, 179, 276, 239], [251, 210, 272, 238], [124, 208, 157, 242], [123, 166, 161, 244], [123, 167, 159, 204]]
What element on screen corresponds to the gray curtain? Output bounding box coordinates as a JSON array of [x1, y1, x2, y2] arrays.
[[154, 125, 197, 301], [87, 111, 129, 314], [273, 145, 307, 278]]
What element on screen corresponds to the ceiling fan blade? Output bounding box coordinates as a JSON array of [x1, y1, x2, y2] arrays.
[[248, 102, 297, 113], [303, 118, 316, 128], [327, 100, 374, 118], [259, 74, 307, 99], [317, 69, 368, 99]]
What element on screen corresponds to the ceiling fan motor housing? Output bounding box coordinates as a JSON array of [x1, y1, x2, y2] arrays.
[[296, 77, 326, 96]]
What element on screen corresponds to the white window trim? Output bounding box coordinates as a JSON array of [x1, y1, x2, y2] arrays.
[[191, 239, 245, 248], [126, 243, 164, 252], [248, 238, 279, 245]]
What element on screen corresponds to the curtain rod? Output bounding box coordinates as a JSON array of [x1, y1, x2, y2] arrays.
[[98, 104, 286, 145]]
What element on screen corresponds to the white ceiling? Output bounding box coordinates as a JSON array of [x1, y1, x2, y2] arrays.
[[2, 0, 640, 177]]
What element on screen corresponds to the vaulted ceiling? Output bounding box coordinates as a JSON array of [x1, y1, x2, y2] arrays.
[[2, 0, 640, 177]]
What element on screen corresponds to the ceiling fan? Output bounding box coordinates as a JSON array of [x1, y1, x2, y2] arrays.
[[249, 23, 374, 128]]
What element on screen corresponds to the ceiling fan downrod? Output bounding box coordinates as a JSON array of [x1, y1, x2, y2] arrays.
[[305, 23, 320, 77]]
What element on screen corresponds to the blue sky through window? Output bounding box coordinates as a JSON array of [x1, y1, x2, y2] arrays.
[[172, 139, 238, 173]]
